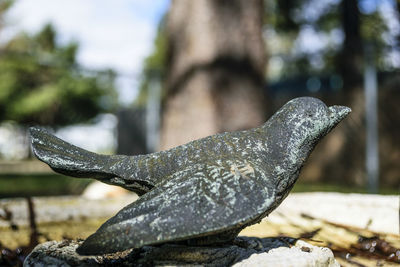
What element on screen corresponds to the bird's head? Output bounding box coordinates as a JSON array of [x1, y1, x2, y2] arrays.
[[282, 97, 351, 142], [265, 97, 351, 149], [263, 97, 351, 200]]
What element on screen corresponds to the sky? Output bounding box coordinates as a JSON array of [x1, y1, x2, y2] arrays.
[[5, 0, 170, 105]]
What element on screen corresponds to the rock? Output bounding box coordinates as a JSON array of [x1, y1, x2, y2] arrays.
[[233, 240, 339, 267], [24, 237, 339, 266]]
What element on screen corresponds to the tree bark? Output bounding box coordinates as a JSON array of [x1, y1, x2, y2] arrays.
[[161, 0, 266, 150]]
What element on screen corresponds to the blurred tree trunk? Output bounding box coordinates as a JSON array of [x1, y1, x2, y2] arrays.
[[303, 0, 366, 185], [117, 108, 147, 155], [338, 0, 363, 91], [161, 0, 266, 150], [335, 0, 365, 184], [396, 0, 400, 48]]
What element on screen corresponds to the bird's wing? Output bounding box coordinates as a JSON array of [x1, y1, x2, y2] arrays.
[[76, 160, 275, 255]]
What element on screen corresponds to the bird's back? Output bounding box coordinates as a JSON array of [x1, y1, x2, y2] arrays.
[[130, 127, 270, 186]]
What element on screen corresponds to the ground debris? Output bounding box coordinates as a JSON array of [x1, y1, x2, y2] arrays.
[[0, 197, 42, 266], [296, 213, 400, 266], [353, 235, 400, 263]]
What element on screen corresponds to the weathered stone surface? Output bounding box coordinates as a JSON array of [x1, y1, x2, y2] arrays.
[[30, 97, 351, 255], [24, 237, 339, 267], [233, 240, 339, 267]]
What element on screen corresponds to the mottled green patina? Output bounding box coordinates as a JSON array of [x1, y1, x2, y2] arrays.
[[30, 97, 350, 255]]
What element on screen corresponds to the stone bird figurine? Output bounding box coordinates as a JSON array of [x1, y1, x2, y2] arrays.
[[30, 97, 350, 255]]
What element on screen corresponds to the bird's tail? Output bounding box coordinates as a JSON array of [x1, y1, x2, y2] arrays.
[[30, 127, 123, 181]]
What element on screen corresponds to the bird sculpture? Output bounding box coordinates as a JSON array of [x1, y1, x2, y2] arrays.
[[30, 97, 350, 255]]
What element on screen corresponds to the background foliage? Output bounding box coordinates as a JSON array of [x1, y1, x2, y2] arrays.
[[0, 1, 117, 127]]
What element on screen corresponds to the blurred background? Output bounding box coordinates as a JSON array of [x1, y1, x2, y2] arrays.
[[0, 0, 399, 197], [0, 1, 399, 265]]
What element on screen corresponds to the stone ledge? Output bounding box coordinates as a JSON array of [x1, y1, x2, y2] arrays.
[[24, 237, 339, 267]]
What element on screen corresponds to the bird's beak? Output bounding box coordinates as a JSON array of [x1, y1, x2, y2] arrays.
[[328, 105, 351, 128]]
